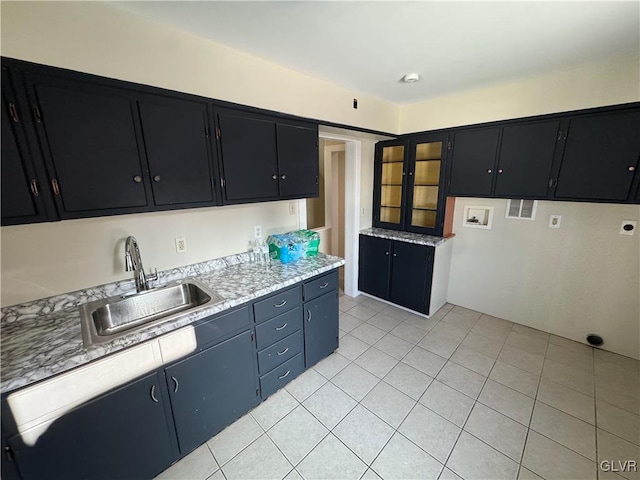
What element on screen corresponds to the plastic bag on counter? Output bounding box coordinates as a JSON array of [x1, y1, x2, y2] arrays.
[[267, 230, 320, 264]]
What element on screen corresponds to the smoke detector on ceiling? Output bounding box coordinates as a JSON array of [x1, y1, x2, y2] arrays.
[[402, 73, 420, 83]]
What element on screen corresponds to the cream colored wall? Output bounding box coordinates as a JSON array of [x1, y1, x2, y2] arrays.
[[399, 54, 640, 134], [447, 199, 640, 359], [1, 202, 298, 306], [0, 1, 398, 134]]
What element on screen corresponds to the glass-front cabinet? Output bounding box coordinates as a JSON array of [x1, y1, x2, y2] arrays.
[[373, 134, 448, 235]]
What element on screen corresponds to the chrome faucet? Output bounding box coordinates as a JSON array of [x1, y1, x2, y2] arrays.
[[124, 236, 158, 292]]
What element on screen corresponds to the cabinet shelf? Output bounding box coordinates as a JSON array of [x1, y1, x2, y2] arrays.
[[413, 207, 437, 211], [381, 204, 401, 208]]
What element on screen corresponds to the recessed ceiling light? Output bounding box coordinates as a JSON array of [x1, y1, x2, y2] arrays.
[[402, 73, 420, 83]]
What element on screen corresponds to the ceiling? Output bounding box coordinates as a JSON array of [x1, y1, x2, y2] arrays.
[[113, 1, 640, 106]]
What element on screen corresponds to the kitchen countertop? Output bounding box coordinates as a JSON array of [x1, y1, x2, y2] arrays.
[[0, 252, 344, 394], [359, 227, 452, 246]]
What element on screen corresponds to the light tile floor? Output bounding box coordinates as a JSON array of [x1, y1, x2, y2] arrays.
[[156, 296, 640, 480]]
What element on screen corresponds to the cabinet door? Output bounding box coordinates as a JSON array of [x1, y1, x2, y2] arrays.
[[406, 135, 447, 235], [389, 241, 433, 314], [138, 96, 216, 206], [217, 110, 279, 202], [165, 330, 259, 455], [303, 290, 339, 368], [373, 140, 407, 230], [277, 123, 319, 198], [494, 121, 560, 198], [554, 110, 640, 201], [7, 371, 176, 480], [1, 68, 54, 225], [358, 235, 392, 300], [25, 73, 151, 217], [449, 128, 500, 196]]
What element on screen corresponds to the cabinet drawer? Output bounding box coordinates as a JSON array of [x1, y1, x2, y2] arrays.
[[253, 286, 301, 324], [194, 306, 251, 349], [303, 270, 338, 301], [257, 331, 302, 375], [259, 353, 304, 399], [254, 306, 302, 350]]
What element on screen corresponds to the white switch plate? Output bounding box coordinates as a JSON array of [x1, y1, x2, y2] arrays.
[[254, 225, 262, 239], [549, 215, 562, 228], [288, 201, 297, 215], [620, 220, 637, 235], [175, 237, 187, 253]]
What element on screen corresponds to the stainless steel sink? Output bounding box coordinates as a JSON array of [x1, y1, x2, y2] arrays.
[[80, 278, 224, 347]]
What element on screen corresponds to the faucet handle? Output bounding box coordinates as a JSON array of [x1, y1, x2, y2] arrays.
[[147, 268, 159, 285]]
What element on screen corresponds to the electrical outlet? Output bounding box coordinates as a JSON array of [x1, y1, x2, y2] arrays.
[[289, 201, 297, 215], [549, 215, 562, 229], [254, 225, 262, 239], [620, 220, 637, 235], [175, 237, 187, 253]]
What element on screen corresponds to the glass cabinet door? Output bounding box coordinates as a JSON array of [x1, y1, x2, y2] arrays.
[[378, 144, 405, 226], [409, 140, 443, 230]]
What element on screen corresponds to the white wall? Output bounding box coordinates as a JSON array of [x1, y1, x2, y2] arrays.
[[1, 203, 299, 306], [399, 54, 640, 134], [0, 2, 398, 134], [448, 199, 640, 359]]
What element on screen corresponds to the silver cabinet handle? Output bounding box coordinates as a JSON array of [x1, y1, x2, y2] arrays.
[[274, 300, 287, 308], [171, 376, 179, 393], [150, 385, 159, 403], [281, 174, 287, 180], [279, 370, 290, 379], [319, 282, 329, 289], [275, 322, 288, 331], [307, 309, 312, 322], [133, 175, 142, 183], [277, 347, 290, 356], [272, 174, 278, 180], [629, 166, 636, 172], [153, 175, 161, 182], [497, 169, 503, 174], [486, 169, 492, 174], [385, 251, 389, 256], [393, 253, 397, 257], [408, 171, 413, 176]]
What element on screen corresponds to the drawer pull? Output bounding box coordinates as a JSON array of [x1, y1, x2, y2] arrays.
[[307, 309, 312, 322], [274, 300, 287, 308], [150, 385, 159, 403], [277, 347, 290, 356], [319, 282, 329, 289], [171, 376, 179, 393], [275, 322, 288, 331], [279, 370, 291, 379]]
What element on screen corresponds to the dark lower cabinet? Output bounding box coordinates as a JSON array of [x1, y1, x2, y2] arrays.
[[6, 371, 176, 480], [554, 110, 640, 201], [389, 241, 434, 314], [303, 290, 339, 368], [358, 235, 435, 315], [165, 329, 259, 455]]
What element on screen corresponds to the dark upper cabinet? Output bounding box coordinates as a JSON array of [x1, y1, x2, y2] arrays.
[[373, 135, 448, 236], [138, 96, 216, 206], [217, 110, 279, 202], [494, 121, 560, 198], [448, 128, 500, 197], [276, 123, 319, 198], [389, 241, 433, 314], [553, 110, 640, 201], [216, 108, 319, 204], [25, 73, 152, 218], [358, 234, 435, 315], [165, 329, 259, 455], [5, 371, 177, 480], [1, 68, 55, 226]]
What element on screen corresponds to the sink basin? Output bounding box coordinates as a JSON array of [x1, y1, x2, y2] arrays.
[[80, 278, 224, 347]]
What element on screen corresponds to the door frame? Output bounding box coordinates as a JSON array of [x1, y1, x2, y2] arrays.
[[299, 132, 362, 297]]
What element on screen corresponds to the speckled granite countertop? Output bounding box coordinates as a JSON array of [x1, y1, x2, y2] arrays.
[[359, 227, 452, 246], [0, 253, 344, 394]]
